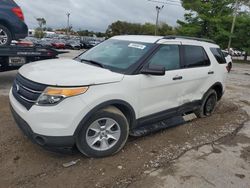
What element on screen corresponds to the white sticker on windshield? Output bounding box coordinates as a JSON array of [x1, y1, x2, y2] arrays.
[[128, 43, 146, 50]]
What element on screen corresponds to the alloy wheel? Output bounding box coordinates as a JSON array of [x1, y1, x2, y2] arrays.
[[86, 118, 121, 151], [0, 29, 8, 45]]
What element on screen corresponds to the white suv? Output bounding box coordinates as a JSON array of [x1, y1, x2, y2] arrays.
[[9, 35, 229, 157]]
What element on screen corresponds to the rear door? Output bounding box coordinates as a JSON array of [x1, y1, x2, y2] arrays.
[[178, 43, 213, 104]]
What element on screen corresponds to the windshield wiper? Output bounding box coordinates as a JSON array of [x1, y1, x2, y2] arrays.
[[80, 59, 104, 68]]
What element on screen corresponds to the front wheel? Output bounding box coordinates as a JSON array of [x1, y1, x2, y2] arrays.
[[195, 89, 218, 118], [76, 106, 129, 158]]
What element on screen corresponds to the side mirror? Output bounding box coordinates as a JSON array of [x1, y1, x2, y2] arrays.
[[140, 65, 165, 76]]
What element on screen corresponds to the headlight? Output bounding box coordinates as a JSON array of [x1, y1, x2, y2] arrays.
[[36, 86, 88, 106]]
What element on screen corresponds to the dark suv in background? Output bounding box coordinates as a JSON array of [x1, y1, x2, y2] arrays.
[[0, 0, 28, 46]]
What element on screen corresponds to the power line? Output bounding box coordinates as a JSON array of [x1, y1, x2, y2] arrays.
[[159, 0, 181, 3], [148, 0, 182, 7]]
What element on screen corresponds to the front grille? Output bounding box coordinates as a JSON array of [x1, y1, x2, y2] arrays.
[[12, 74, 47, 110]]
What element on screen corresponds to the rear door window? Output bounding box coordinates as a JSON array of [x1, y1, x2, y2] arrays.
[[183, 45, 210, 68], [210, 48, 227, 64]]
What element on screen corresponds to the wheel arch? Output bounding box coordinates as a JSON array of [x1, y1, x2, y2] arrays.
[[0, 19, 13, 37], [207, 82, 224, 101], [74, 99, 137, 136]]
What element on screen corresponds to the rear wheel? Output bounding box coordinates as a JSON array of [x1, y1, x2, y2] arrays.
[[76, 106, 129, 158], [0, 25, 12, 46], [195, 89, 217, 118]]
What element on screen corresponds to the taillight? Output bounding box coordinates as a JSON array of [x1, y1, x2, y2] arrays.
[[12, 7, 24, 21], [47, 51, 53, 56]]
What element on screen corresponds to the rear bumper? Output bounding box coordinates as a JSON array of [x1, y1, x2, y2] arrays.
[[10, 104, 75, 152], [14, 33, 28, 40]]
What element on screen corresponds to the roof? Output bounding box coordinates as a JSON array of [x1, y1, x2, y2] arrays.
[[111, 35, 219, 47], [112, 35, 163, 43]]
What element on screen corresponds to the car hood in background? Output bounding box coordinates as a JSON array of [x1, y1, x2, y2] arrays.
[[19, 59, 124, 86]]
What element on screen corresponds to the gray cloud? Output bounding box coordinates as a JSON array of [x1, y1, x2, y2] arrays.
[[15, 0, 185, 32]]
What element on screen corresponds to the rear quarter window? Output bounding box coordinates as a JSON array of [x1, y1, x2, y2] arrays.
[[210, 48, 227, 64], [183, 45, 210, 68]]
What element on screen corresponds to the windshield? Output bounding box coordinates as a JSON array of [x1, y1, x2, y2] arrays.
[[78, 39, 153, 72]]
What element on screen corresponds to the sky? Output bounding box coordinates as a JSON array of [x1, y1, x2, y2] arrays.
[[15, 0, 185, 32]]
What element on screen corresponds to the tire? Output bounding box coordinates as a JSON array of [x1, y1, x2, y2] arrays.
[[195, 89, 218, 118], [76, 106, 129, 158], [0, 24, 12, 46]]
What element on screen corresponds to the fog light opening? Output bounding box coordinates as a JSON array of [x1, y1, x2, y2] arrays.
[[34, 136, 46, 146]]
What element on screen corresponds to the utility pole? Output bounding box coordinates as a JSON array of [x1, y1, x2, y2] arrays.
[[155, 5, 164, 36], [228, 0, 239, 51], [66, 12, 70, 37]]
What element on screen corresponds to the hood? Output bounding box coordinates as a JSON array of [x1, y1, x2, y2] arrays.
[[19, 59, 124, 86]]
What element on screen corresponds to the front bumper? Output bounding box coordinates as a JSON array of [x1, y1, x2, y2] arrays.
[[9, 87, 89, 136], [10, 104, 75, 152]]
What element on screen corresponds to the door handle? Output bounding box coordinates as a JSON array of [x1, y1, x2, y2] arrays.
[[208, 71, 214, 75], [173, 76, 183, 80]]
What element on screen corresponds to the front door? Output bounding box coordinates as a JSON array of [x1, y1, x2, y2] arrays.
[[139, 42, 183, 118]]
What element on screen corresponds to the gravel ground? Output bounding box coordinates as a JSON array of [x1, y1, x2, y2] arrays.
[[131, 63, 250, 188], [0, 52, 249, 188]]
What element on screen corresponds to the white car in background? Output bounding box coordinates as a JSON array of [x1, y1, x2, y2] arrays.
[[228, 48, 243, 56], [222, 50, 232, 72], [222, 50, 232, 63]]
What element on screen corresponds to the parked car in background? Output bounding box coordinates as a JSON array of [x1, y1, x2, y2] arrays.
[[16, 40, 33, 47], [80, 40, 101, 49], [0, 0, 28, 46], [222, 50, 232, 72], [35, 40, 51, 48], [228, 48, 243, 56], [10, 35, 229, 158], [35, 38, 53, 48], [80, 40, 93, 49], [89, 40, 101, 47], [235, 50, 242, 56], [51, 40, 65, 49], [222, 50, 232, 63], [65, 40, 81, 50]]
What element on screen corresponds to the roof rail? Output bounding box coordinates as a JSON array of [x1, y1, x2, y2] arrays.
[[162, 35, 216, 44]]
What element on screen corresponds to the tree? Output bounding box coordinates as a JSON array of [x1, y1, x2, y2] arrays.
[[34, 29, 45, 38], [77, 30, 91, 36], [178, 0, 234, 38], [46, 27, 53, 32], [35, 18, 46, 38], [106, 21, 175, 37], [106, 21, 141, 36], [36, 18, 46, 28], [240, 0, 250, 7], [177, 0, 250, 50], [231, 13, 250, 60], [141, 23, 155, 35], [158, 22, 177, 36]]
